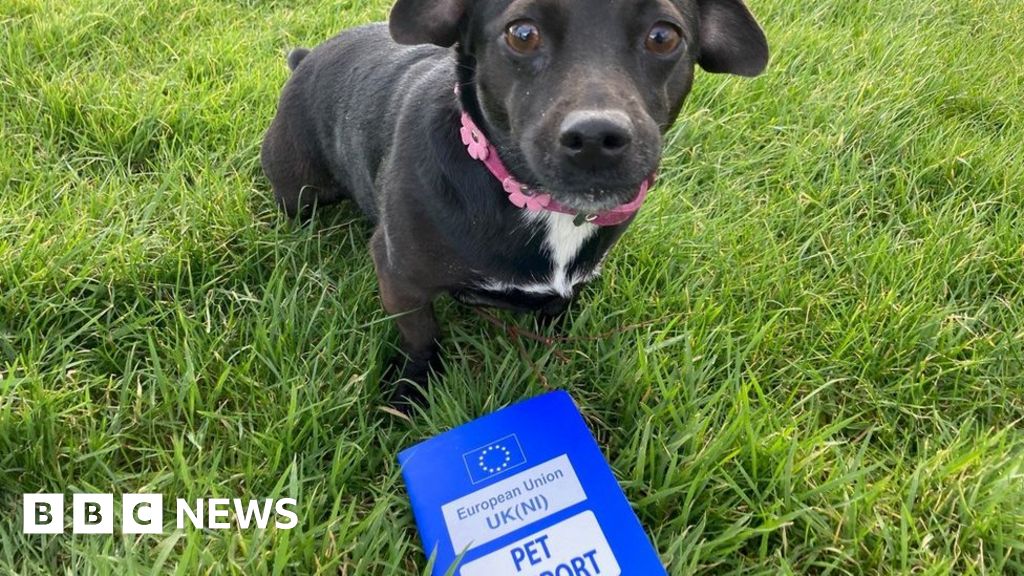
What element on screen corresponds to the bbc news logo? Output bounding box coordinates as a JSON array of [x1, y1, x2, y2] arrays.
[[22, 494, 298, 534]]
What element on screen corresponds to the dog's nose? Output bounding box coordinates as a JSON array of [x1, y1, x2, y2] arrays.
[[559, 111, 634, 168]]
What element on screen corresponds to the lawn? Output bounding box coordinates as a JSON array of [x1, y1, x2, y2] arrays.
[[1, 0, 1023, 573]]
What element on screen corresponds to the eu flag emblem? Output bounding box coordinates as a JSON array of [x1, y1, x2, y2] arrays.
[[462, 434, 527, 484]]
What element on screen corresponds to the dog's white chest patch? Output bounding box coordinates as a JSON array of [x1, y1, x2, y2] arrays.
[[478, 212, 600, 298], [537, 211, 598, 296]]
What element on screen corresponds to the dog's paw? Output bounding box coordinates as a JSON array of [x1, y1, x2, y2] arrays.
[[537, 296, 573, 330], [383, 352, 441, 415], [389, 378, 428, 415]]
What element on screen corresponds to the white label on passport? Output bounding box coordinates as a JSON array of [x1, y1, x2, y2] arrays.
[[460, 510, 620, 576], [441, 455, 586, 552]]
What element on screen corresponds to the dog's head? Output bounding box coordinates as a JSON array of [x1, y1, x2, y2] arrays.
[[391, 0, 768, 212]]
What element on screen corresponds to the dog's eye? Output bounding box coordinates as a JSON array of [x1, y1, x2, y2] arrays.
[[645, 22, 683, 55], [506, 21, 542, 54]]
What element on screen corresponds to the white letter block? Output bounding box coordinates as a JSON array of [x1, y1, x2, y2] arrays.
[[73, 493, 114, 534], [23, 494, 64, 534], [123, 494, 164, 534]]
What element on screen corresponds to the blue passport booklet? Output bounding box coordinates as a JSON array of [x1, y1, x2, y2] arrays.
[[398, 391, 667, 576]]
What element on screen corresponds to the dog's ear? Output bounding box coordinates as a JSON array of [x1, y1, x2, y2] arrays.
[[390, 0, 466, 47], [696, 0, 769, 76]]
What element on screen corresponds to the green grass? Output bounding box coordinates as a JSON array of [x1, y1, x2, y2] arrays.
[[1, 0, 1023, 573]]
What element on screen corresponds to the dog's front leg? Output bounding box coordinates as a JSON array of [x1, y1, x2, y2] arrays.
[[370, 229, 441, 405]]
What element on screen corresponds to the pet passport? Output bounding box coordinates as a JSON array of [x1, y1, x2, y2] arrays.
[[398, 390, 667, 575]]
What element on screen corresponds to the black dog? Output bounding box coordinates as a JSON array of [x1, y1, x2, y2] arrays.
[[261, 0, 768, 402]]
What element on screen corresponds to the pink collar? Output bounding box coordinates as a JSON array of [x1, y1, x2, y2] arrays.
[[458, 109, 653, 227]]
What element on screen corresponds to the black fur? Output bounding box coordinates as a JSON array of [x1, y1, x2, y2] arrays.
[[261, 0, 768, 407]]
